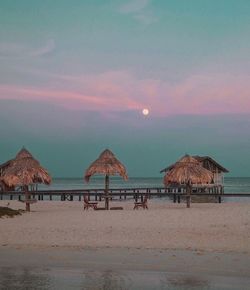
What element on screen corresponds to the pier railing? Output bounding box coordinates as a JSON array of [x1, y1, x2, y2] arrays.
[[1, 186, 250, 203]]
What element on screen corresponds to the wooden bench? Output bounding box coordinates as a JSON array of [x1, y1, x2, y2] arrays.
[[83, 195, 98, 210], [134, 195, 148, 210]]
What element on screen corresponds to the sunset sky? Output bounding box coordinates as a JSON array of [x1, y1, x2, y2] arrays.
[[1, 0, 250, 177]]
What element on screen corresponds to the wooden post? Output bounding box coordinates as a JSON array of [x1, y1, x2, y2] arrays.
[[186, 182, 191, 208], [105, 174, 109, 210], [25, 186, 30, 212]]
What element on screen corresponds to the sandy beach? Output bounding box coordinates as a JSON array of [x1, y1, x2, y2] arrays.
[[1, 200, 250, 289], [0, 200, 250, 253]]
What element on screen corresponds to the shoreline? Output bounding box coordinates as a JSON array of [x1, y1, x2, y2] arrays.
[[1, 246, 250, 290], [1, 246, 250, 276]]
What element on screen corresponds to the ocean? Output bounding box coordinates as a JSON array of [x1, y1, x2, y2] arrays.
[[36, 177, 250, 203], [39, 177, 250, 193], [2, 177, 250, 203]]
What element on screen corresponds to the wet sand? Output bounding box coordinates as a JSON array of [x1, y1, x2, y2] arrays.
[[0, 246, 250, 290]]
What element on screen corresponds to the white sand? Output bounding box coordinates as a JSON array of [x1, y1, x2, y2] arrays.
[[0, 200, 250, 252]]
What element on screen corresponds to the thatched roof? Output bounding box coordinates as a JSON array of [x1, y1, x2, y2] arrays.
[[193, 156, 229, 173], [0, 160, 12, 170], [160, 155, 229, 173], [15, 147, 33, 159], [164, 155, 214, 185], [0, 160, 12, 176], [85, 149, 128, 182], [0, 148, 51, 188]]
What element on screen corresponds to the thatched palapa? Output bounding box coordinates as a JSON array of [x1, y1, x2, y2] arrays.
[[1, 148, 51, 211], [161, 155, 228, 186], [85, 149, 128, 182], [85, 149, 128, 210], [163, 155, 213, 208], [164, 155, 213, 186], [1, 148, 51, 188]]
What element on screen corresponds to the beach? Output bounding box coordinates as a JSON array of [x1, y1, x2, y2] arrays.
[[1, 200, 250, 289], [1, 246, 250, 290], [0, 200, 250, 252]]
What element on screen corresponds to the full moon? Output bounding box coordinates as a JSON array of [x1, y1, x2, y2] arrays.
[[142, 108, 149, 116]]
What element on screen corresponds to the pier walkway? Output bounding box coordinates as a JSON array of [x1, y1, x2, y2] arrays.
[[1, 186, 250, 203]]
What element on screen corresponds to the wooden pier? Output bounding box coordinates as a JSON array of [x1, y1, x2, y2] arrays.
[[1, 186, 250, 204]]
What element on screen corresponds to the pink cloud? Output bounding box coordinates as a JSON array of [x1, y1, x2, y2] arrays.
[[0, 70, 250, 116]]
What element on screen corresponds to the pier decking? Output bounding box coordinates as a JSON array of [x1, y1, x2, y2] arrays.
[[1, 186, 250, 204]]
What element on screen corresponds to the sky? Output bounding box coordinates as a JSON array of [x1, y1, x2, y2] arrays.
[[0, 0, 250, 177]]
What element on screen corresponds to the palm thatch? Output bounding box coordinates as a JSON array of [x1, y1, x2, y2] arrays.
[[160, 155, 229, 174], [164, 155, 213, 186], [1, 148, 51, 188], [164, 155, 214, 208], [85, 149, 128, 182], [84, 149, 128, 210], [0, 159, 12, 176]]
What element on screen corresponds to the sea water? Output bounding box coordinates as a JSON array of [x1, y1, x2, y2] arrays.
[[38, 176, 250, 193], [37, 176, 250, 203], [2, 177, 250, 202]]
